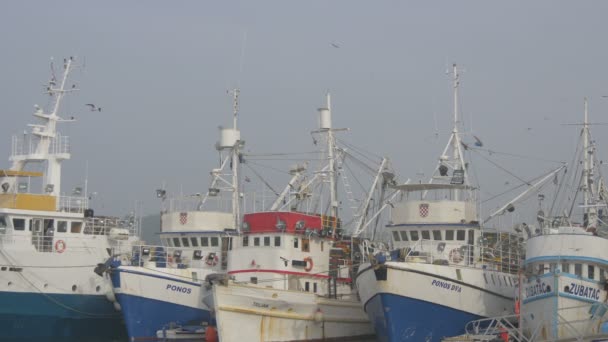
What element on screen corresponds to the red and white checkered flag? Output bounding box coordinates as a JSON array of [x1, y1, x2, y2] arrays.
[[419, 203, 429, 218], [179, 212, 188, 225]]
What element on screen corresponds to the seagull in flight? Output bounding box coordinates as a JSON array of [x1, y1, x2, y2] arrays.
[[86, 104, 102, 112], [331, 42, 340, 49]]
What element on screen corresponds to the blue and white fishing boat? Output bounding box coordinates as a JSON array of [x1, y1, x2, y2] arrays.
[[0, 57, 139, 339], [521, 98, 608, 340], [355, 64, 525, 342], [107, 89, 243, 341]]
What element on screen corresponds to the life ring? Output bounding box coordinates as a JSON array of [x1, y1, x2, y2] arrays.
[[304, 257, 313, 272], [206, 255, 219, 266], [448, 248, 463, 263], [55, 240, 66, 253]]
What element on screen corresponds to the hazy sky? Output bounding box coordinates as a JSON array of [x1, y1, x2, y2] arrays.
[[2, 1, 608, 225]]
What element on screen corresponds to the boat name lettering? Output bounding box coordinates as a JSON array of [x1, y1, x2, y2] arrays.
[[525, 282, 551, 298], [431, 279, 462, 293], [566, 283, 600, 301], [253, 301, 269, 308], [166, 284, 192, 294]]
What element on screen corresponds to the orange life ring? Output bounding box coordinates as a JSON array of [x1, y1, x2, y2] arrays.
[[304, 257, 313, 272], [448, 248, 463, 263], [206, 255, 219, 266], [55, 240, 66, 253]]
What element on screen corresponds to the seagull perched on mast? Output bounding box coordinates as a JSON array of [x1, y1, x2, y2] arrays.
[[85, 104, 102, 112]]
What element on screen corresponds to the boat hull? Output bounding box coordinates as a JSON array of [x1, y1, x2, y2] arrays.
[[213, 283, 375, 342], [356, 262, 515, 342], [0, 290, 124, 340], [112, 266, 212, 341]]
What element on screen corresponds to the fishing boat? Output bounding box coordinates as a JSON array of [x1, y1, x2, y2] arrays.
[[106, 89, 243, 341], [520, 98, 608, 340], [212, 94, 376, 342], [0, 57, 139, 339], [355, 64, 524, 342]]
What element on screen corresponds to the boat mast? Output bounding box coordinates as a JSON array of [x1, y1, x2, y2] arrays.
[[231, 88, 241, 231], [429, 64, 469, 201], [8, 57, 76, 201], [582, 97, 597, 229], [316, 93, 339, 237]]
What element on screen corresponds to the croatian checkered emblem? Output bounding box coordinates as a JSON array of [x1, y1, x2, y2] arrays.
[[419, 203, 429, 218], [179, 212, 188, 225]]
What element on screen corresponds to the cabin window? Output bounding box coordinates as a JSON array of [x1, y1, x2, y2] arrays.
[[445, 230, 454, 240], [550, 263, 557, 272], [410, 231, 419, 241], [392, 231, 401, 241], [483, 273, 488, 284], [70, 222, 82, 233], [181, 238, 190, 247], [264, 236, 271, 246], [498, 276, 502, 286], [562, 263, 570, 273], [400, 231, 409, 241], [313, 282, 318, 293], [588, 265, 595, 280], [305, 281, 310, 292], [201, 237, 209, 247], [432, 230, 442, 240], [254, 237, 260, 246], [302, 238, 310, 252], [44, 219, 54, 232], [57, 221, 67, 233], [491, 274, 496, 285], [508, 277, 513, 287], [13, 218, 25, 231], [0, 216, 6, 234], [538, 264, 545, 274], [601, 269, 606, 282], [421, 231, 430, 240], [242, 236, 249, 247], [274, 236, 281, 247], [31, 219, 41, 232], [166, 238, 174, 247], [294, 238, 299, 248], [575, 264, 582, 277], [192, 272, 198, 282], [190, 237, 199, 247], [210, 237, 219, 247], [456, 230, 466, 241]]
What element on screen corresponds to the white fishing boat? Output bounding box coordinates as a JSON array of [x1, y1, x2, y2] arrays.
[[355, 64, 525, 342], [0, 57, 139, 339], [212, 94, 376, 342], [520, 98, 608, 340], [107, 89, 243, 341]]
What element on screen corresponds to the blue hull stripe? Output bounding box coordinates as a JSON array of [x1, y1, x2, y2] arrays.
[[0, 291, 125, 339], [117, 293, 211, 340], [365, 293, 482, 342]]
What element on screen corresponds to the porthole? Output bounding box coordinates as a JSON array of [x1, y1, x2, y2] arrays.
[[44, 283, 48, 288], [72, 285, 77, 292], [96, 285, 101, 292], [7, 281, 12, 286]]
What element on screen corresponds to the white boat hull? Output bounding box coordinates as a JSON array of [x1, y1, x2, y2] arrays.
[[213, 282, 374, 342]]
